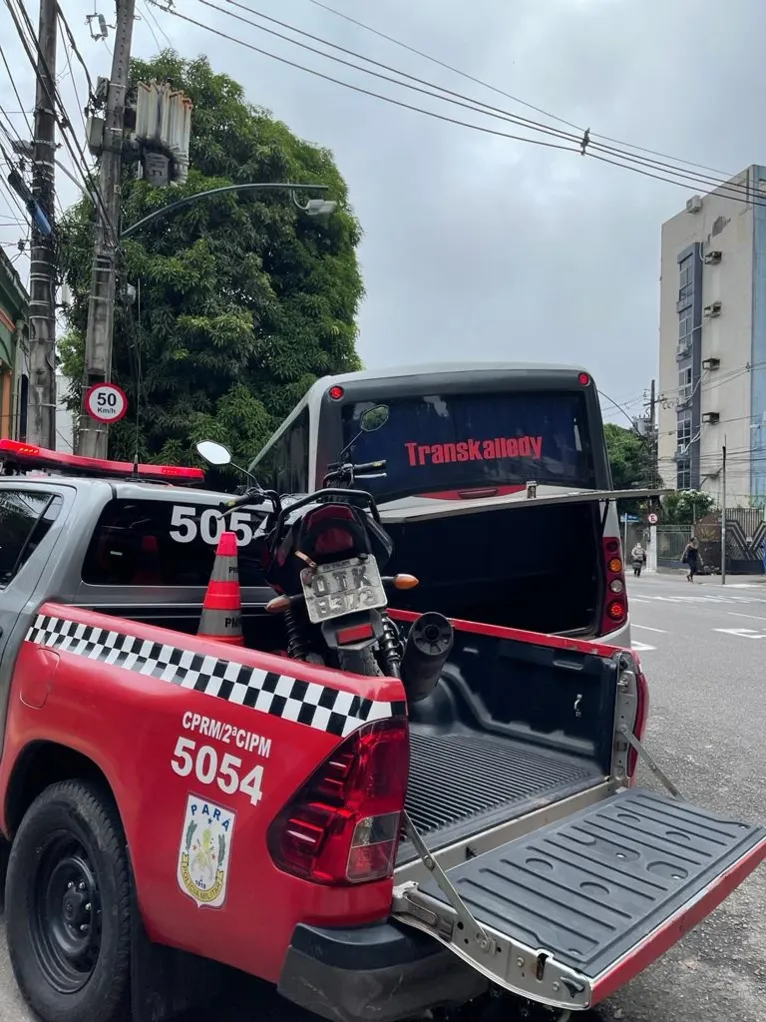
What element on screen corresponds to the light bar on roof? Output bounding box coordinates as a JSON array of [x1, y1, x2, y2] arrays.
[[0, 439, 205, 485]]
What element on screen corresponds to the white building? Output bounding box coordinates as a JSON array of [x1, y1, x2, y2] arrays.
[[658, 165, 766, 506]]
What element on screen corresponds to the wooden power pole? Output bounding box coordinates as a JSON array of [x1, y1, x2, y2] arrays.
[[27, 0, 57, 449]]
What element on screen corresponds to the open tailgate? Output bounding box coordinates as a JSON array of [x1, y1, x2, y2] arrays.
[[393, 788, 766, 1011], [380, 486, 667, 524]]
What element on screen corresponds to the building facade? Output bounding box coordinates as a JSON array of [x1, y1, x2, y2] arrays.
[[0, 249, 29, 441], [658, 165, 766, 505]]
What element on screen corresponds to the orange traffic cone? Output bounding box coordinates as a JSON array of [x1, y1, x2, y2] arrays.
[[197, 531, 244, 646]]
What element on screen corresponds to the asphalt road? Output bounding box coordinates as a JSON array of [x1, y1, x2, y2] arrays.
[[1, 571, 765, 1021]]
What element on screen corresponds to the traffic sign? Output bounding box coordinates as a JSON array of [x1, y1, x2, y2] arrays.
[[647, 512, 659, 525], [620, 514, 640, 523], [84, 382, 128, 424]]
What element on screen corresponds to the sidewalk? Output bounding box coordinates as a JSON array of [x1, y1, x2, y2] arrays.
[[652, 568, 766, 585]]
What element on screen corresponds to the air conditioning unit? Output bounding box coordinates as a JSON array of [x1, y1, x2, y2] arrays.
[[686, 195, 703, 213], [702, 411, 720, 424], [703, 301, 722, 317], [702, 356, 720, 370], [703, 250, 722, 264]]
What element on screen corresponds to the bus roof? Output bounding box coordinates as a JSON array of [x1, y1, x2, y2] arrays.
[[314, 361, 590, 387]]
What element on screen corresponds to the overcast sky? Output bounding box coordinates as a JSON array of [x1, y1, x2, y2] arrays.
[[2, 0, 766, 426]]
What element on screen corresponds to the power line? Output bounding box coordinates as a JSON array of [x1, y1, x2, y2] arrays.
[[140, 0, 173, 48], [55, 3, 96, 101], [148, 1, 580, 155], [303, 0, 735, 181], [185, 0, 766, 208], [0, 42, 33, 136], [4, 0, 116, 241], [219, 0, 753, 202]]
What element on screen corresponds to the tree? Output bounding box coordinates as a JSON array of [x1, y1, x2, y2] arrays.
[[603, 422, 656, 517], [58, 53, 364, 469], [661, 489, 717, 525]]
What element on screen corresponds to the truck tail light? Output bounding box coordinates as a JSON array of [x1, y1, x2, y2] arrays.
[[267, 717, 409, 885], [600, 537, 628, 636]]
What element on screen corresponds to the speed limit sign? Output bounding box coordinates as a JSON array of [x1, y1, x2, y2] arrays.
[[647, 512, 659, 525], [84, 382, 128, 424]]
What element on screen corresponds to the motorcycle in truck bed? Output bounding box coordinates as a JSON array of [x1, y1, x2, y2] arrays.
[[0, 440, 763, 1021]]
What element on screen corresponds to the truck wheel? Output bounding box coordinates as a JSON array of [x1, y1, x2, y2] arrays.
[[5, 779, 131, 1022]]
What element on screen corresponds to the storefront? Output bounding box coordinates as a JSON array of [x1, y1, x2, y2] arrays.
[[0, 249, 29, 440]]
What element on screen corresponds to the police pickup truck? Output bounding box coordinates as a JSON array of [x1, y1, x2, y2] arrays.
[[0, 438, 763, 1022]]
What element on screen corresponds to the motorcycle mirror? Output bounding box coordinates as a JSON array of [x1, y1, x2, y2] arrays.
[[359, 404, 389, 433], [196, 440, 232, 467]]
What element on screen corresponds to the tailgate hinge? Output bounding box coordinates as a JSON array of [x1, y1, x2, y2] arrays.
[[399, 810, 495, 953], [620, 726, 683, 799], [394, 814, 591, 1009]]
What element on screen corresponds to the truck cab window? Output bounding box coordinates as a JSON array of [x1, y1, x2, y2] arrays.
[[0, 490, 62, 588]]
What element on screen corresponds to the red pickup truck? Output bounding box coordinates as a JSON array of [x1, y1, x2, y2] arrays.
[[0, 440, 763, 1022]]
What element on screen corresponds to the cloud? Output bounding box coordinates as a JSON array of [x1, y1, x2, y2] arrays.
[[5, 0, 766, 426]]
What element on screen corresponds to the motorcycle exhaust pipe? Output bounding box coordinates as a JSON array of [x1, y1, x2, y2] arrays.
[[399, 611, 454, 704]]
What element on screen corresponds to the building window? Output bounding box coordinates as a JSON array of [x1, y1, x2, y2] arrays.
[[677, 462, 691, 489], [678, 312, 693, 340], [679, 255, 694, 302], [677, 417, 692, 450], [678, 366, 693, 404]]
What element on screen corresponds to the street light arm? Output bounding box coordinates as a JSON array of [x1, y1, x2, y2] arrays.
[[120, 182, 329, 239]]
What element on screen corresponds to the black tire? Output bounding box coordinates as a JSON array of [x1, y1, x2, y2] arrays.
[[337, 645, 383, 676], [5, 779, 132, 1022]]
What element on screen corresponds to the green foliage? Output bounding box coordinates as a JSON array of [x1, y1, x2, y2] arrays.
[[603, 422, 656, 516], [58, 52, 364, 468], [604, 423, 654, 491], [661, 489, 717, 524]]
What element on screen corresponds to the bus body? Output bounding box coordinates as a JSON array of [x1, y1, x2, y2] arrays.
[[249, 362, 632, 644]]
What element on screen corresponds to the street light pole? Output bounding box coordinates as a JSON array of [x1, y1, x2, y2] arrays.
[[120, 182, 333, 239]]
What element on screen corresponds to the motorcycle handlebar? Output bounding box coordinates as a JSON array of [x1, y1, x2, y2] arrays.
[[219, 487, 281, 515], [353, 460, 386, 474]]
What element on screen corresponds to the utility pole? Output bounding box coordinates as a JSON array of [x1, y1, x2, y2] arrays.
[[27, 0, 57, 449], [721, 441, 727, 585], [78, 0, 136, 458]]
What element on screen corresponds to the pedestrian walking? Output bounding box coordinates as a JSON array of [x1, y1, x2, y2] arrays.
[[631, 542, 646, 577], [682, 536, 702, 582]]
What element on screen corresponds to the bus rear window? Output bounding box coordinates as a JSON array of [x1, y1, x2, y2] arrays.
[[341, 392, 596, 500]]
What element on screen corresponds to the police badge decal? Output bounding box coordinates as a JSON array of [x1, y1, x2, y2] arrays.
[[177, 795, 235, 908]]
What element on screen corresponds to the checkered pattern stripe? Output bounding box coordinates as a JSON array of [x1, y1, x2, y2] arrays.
[[26, 614, 406, 738]]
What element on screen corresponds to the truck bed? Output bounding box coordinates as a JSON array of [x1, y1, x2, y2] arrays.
[[390, 613, 618, 867], [400, 728, 603, 863]]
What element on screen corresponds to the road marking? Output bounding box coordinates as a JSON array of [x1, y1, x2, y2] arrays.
[[631, 640, 656, 651], [728, 612, 766, 622], [714, 627, 766, 639], [632, 624, 668, 633]]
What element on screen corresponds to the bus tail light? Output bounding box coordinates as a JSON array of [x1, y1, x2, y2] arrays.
[[601, 536, 628, 635], [267, 718, 410, 885]]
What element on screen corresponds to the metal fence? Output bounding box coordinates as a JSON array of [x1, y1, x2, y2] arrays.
[[656, 525, 693, 569], [656, 509, 766, 574]]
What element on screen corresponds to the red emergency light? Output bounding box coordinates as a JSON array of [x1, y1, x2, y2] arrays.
[[0, 439, 205, 485]]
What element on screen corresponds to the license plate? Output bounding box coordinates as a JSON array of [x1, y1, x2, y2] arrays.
[[300, 556, 387, 624]]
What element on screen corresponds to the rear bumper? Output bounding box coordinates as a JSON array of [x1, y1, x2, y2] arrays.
[[277, 920, 488, 1022]]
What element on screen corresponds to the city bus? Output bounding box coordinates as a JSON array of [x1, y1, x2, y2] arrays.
[[248, 362, 653, 643]]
